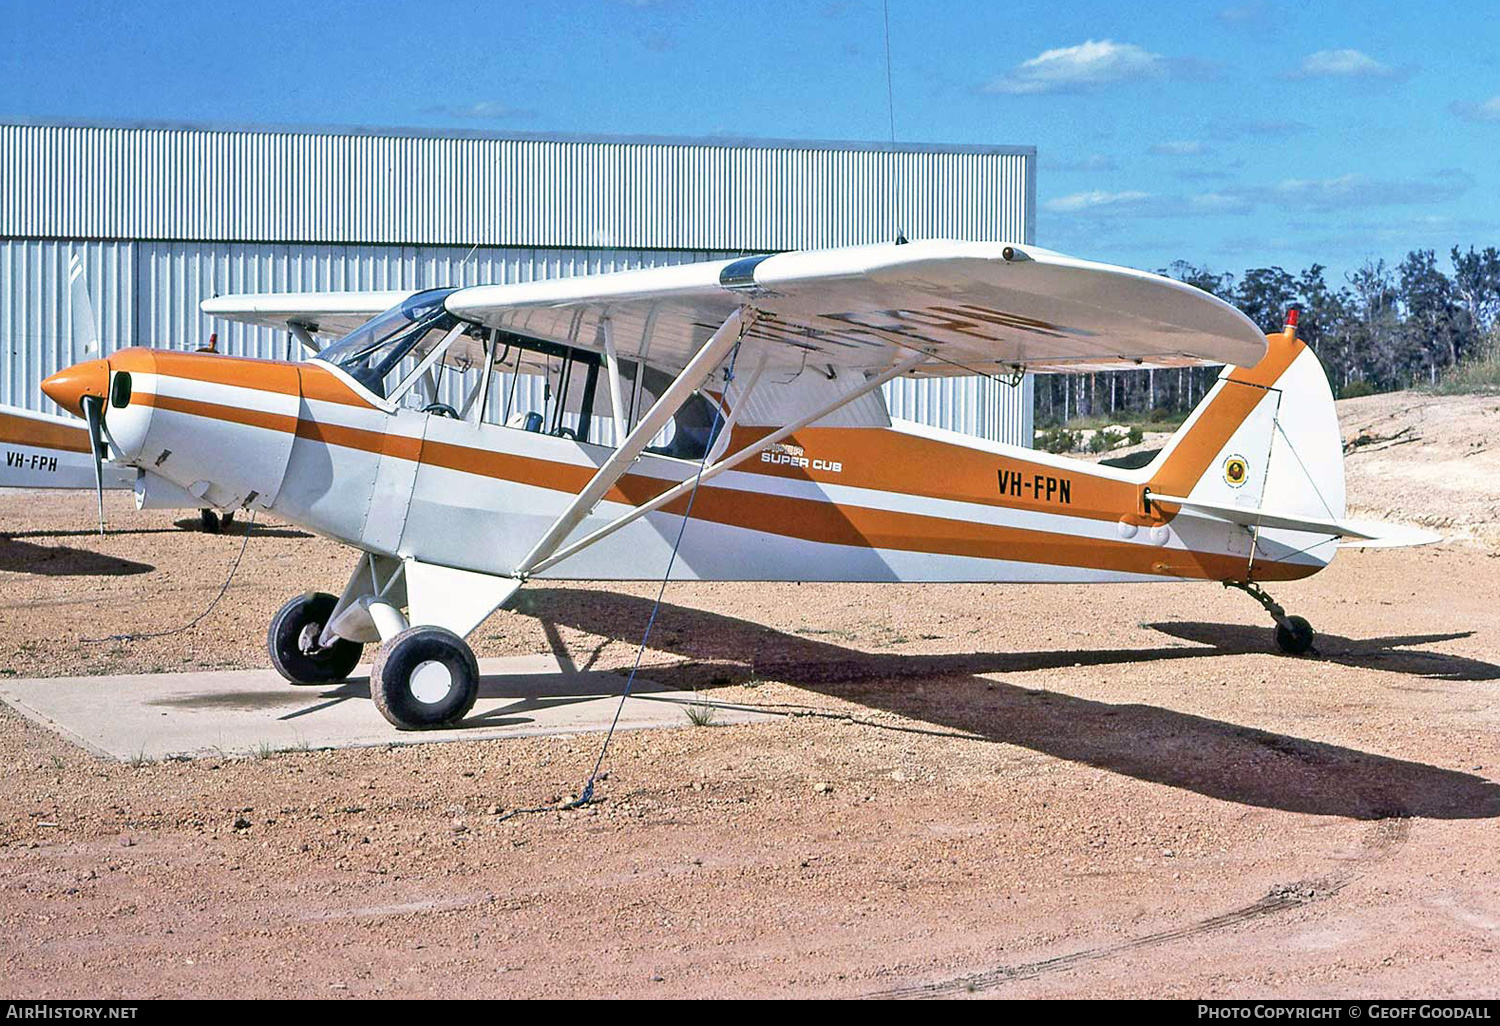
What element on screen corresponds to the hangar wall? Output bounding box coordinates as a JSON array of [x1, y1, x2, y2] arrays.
[[0, 121, 1036, 444]]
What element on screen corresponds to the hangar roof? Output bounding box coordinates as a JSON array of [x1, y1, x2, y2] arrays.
[[0, 118, 1035, 252]]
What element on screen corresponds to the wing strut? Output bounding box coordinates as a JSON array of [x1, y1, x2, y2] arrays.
[[526, 349, 928, 576], [514, 307, 759, 578], [288, 323, 321, 354], [599, 317, 630, 444]]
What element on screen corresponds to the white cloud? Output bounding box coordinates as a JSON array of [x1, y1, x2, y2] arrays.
[[1149, 140, 1209, 156], [1217, 2, 1271, 25], [1252, 170, 1471, 209], [1188, 192, 1253, 215], [1450, 96, 1500, 123], [1042, 170, 1469, 222], [422, 100, 535, 120], [983, 40, 1168, 95], [1208, 118, 1311, 140], [1285, 49, 1399, 80], [1045, 188, 1257, 220], [1045, 190, 1155, 214], [1046, 153, 1119, 172]]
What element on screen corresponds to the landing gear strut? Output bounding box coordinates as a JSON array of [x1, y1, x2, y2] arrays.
[[1224, 580, 1316, 655], [200, 508, 235, 534]]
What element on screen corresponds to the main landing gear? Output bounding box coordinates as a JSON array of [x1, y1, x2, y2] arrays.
[[267, 592, 364, 685], [369, 626, 480, 730], [1224, 580, 1316, 655], [200, 508, 235, 533], [266, 564, 482, 731]]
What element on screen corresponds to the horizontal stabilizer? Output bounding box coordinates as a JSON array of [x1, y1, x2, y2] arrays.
[[1148, 493, 1441, 547], [1333, 519, 1445, 549]]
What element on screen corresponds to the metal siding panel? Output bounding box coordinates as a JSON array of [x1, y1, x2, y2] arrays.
[[2, 237, 1036, 444], [0, 239, 135, 410]]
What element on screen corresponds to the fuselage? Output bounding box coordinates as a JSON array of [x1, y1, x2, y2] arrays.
[[72, 346, 1331, 586]]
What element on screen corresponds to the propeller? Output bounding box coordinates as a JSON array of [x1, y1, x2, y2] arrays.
[[82, 395, 107, 535], [70, 251, 106, 534], [68, 253, 101, 356]]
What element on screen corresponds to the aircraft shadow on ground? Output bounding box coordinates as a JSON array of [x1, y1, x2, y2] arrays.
[[267, 664, 664, 730], [515, 587, 1500, 822], [168, 518, 311, 538], [0, 536, 153, 576], [0, 524, 310, 541]]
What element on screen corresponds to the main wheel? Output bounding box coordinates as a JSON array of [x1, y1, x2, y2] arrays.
[[267, 592, 364, 685], [1275, 615, 1316, 655], [370, 626, 480, 730]]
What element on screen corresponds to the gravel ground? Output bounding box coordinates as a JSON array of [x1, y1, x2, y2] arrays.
[[0, 394, 1497, 998]]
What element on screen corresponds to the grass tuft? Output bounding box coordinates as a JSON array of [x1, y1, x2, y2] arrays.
[[683, 695, 719, 727]]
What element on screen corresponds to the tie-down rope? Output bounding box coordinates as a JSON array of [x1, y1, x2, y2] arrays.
[[84, 511, 259, 644], [496, 340, 745, 822]]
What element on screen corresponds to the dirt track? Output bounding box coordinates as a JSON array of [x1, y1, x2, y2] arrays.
[[0, 395, 1497, 998]]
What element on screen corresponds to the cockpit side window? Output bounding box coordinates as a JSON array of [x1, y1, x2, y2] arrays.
[[634, 363, 724, 461], [474, 331, 726, 460]]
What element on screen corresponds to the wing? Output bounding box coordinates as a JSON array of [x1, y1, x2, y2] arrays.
[[201, 290, 412, 341], [444, 240, 1268, 377]]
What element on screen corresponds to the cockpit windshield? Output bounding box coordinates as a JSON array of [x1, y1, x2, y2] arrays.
[[315, 288, 460, 399]]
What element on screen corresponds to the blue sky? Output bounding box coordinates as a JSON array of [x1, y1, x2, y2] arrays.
[[3, 0, 1496, 284]]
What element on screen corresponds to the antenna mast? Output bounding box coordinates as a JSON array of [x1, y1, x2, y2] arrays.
[[882, 0, 906, 244]]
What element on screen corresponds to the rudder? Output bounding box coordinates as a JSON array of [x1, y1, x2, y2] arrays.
[[1148, 312, 1346, 574]]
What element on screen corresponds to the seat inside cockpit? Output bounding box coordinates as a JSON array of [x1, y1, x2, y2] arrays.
[[314, 290, 726, 461]]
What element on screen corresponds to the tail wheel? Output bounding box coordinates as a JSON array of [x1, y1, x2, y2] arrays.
[[1275, 615, 1316, 655], [268, 592, 364, 685], [371, 626, 480, 730]]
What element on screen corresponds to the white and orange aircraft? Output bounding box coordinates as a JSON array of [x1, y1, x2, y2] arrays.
[[39, 240, 1437, 730]]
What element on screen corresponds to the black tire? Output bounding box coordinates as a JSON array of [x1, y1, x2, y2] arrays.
[[200, 508, 222, 533], [1275, 615, 1316, 655], [267, 592, 364, 685], [370, 626, 480, 730]]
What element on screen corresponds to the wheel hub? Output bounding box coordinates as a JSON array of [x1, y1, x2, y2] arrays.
[[297, 622, 324, 656], [409, 659, 455, 704]]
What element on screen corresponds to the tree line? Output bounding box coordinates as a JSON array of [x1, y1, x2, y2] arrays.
[[1033, 245, 1500, 427]]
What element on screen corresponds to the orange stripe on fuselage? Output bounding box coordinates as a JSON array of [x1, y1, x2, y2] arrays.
[[112, 348, 305, 395], [726, 424, 1145, 523], [136, 393, 300, 436]]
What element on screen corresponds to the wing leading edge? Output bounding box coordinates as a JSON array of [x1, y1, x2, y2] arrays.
[[200, 291, 412, 340]]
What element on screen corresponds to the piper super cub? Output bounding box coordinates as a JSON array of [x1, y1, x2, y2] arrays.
[[40, 240, 1437, 730]]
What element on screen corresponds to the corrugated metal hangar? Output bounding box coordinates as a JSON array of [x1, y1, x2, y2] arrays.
[[0, 119, 1036, 444]]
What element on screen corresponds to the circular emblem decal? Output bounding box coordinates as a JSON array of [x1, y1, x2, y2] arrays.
[[1223, 455, 1249, 488]]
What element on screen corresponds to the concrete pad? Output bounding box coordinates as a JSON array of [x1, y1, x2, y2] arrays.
[[0, 655, 773, 761]]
